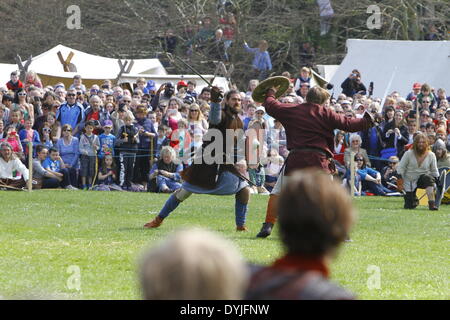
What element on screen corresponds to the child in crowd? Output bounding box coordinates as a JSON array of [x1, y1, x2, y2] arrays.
[[98, 120, 116, 160], [154, 125, 169, 160], [8, 109, 24, 132], [294, 67, 312, 94], [6, 71, 23, 92], [69, 75, 87, 92], [1, 125, 24, 160], [186, 80, 198, 100], [42, 147, 78, 190], [19, 118, 40, 158], [79, 120, 100, 190], [116, 115, 139, 190], [39, 123, 53, 148], [94, 153, 122, 191]]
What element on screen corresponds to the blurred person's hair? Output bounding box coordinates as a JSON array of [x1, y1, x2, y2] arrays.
[[139, 228, 248, 300], [278, 169, 355, 258]]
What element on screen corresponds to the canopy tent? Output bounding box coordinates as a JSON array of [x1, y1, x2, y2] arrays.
[[330, 39, 450, 98], [28, 44, 167, 80], [0, 63, 19, 87], [316, 64, 339, 83]]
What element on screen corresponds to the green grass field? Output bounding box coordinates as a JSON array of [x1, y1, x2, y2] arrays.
[[0, 190, 448, 300]]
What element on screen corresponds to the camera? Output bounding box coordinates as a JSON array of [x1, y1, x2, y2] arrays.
[[325, 83, 334, 90]]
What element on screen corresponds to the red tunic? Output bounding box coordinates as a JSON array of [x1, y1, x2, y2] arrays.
[[264, 95, 372, 174]]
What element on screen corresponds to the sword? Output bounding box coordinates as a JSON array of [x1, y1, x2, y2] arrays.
[[166, 53, 215, 87]]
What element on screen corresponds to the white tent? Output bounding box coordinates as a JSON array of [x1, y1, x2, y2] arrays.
[[29, 44, 167, 79], [0, 63, 19, 88], [330, 39, 450, 98], [317, 64, 339, 83]]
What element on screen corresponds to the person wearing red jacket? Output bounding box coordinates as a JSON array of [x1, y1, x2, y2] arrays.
[[6, 71, 23, 93], [256, 86, 374, 238]]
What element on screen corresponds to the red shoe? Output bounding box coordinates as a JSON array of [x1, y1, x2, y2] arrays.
[[144, 216, 164, 228], [236, 226, 248, 232]]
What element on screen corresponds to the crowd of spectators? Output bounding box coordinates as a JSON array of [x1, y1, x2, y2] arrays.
[[0, 64, 449, 198]]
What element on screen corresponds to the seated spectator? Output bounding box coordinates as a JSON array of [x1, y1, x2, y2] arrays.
[[381, 156, 401, 191], [140, 228, 248, 300], [94, 153, 122, 191], [346, 153, 393, 196], [39, 122, 53, 148], [262, 148, 284, 192], [344, 134, 371, 168], [42, 147, 78, 190], [147, 146, 183, 193], [333, 130, 346, 165], [0, 119, 4, 139], [0, 141, 30, 190], [246, 169, 355, 300], [433, 139, 450, 169]]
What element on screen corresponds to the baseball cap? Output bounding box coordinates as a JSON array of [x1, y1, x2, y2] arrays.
[[103, 120, 113, 127], [412, 83, 421, 89], [146, 80, 156, 91], [255, 106, 266, 114], [177, 80, 188, 88]]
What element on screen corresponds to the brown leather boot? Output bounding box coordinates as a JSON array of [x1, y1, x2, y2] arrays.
[[144, 216, 164, 228], [428, 201, 438, 211], [236, 225, 248, 232]]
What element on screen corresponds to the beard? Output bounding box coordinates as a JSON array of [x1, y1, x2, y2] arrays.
[[228, 103, 241, 114], [415, 144, 427, 155]]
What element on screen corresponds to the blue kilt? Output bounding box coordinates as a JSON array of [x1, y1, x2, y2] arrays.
[[182, 171, 248, 195]]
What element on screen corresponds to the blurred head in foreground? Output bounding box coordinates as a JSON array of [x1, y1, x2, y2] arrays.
[[140, 228, 248, 300]]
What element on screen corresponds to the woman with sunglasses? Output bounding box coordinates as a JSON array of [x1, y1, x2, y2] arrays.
[[187, 103, 208, 137], [39, 122, 53, 148], [56, 124, 80, 172], [347, 153, 393, 196], [13, 88, 34, 122]]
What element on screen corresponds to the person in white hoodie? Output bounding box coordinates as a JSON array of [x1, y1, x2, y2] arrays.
[[0, 141, 29, 190]]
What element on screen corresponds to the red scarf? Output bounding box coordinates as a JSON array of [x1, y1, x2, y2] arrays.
[[272, 254, 330, 278]]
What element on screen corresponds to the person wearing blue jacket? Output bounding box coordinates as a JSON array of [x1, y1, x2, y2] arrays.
[[243, 40, 272, 81]]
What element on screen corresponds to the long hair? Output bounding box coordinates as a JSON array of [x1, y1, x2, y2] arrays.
[[100, 154, 117, 175], [412, 132, 429, 156]]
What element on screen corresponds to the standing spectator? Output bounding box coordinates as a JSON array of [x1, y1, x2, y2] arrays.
[[140, 228, 248, 300], [1, 125, 24, 160], [243, 40, 272, 81], [185, 16, 216, 53], [185, 80, 198, 100], [382, 110, 408, 158], [69, 75, 87, 92], [79, 120, 100, 190], [161, 29, 177, 54], [0, 119, 4, 139], [2, 95, 14, 124], [198, 87, 212, 105], [344, 134, 371, 169], [340, 70, 366, 98], [24, 71, 43, 92], [398, 133, 439, 210], [293, 67, 312, 95], [98, 120, 116, 160], [42, 147, 78, 190], [56, 124, 80, 171], [433, 139, 450, 169], [416, 83, 436, 112], [186, 103, 208, 137], [406, 83, 421, 101], [6, 71, 23, 93], [0, 141, 29, 190], [262, 148, 284, 192], [18, 118, 40, 158], [116, 115, 139, 190], [134, 105, 156, 186], [246, 170, 355, 300], [56, 89, 85, 137], [13, 88, 34, 121]]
